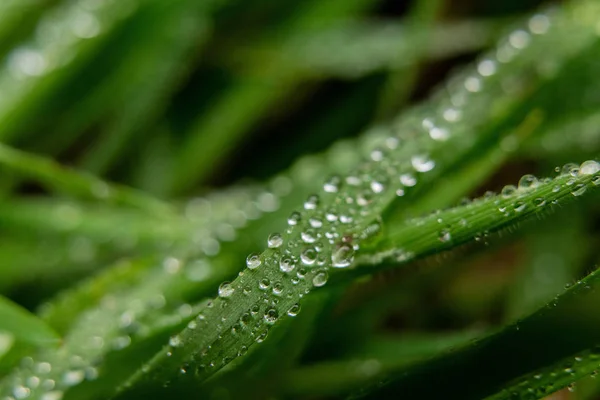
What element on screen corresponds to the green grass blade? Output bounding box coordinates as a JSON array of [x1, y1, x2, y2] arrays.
[[0, 295, 60, 346], [0, 143, 173, 215]]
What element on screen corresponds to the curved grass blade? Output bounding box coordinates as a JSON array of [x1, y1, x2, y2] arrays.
[[0, 296, 60, 346]]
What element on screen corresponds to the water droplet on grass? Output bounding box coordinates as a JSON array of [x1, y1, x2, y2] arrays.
[[246, 253, 261, 269], [267, 233, 283, 248], [312, 271, 329, 287], [331, 244, 355, 268], [218, 282, 234, 298]]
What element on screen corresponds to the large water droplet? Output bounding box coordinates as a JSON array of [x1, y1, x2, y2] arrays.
[[518, 174, 538, 189], [312, 271, 329, 287], [579, 160, 600, 175], [218, 282, 234, 298], [300, 247, 317, 265], [267, 233, 283, 248], [288, 212, 301, 226], [246, 253, 261, 269], [331, 243, 355, 268]]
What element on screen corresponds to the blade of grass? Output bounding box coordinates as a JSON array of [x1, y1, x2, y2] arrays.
[[0, 295, 60, 346], [0, 143, 173, 215]]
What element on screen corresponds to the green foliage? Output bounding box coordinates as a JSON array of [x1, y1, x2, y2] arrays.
[[0, 0, 600, 399]]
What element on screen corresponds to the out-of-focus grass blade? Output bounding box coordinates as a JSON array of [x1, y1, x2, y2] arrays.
[[505, 210, 589, 321], [237, 18, 503, 80], [79, 1, 213, 176], [282, 331, 481, 397], [358, 266, 600, 399], [0, 143, 173, 215], [0, 295, 60, 346], [168, 0, 381, 194]]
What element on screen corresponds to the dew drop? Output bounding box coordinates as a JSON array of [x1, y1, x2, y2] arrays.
[[301, 229, 317, 243], [477, 59, 497, 77], [246, 253, 261, 269], [272, 282, 284, 296], [562, 163, 579, 176], [438, 230, 451, 243], [312, 271, 329, 287], [279, 257, 296, 273], [399, 173, 417, 187], [323, 176, 341, 193], [256, 331, 268, 343], [309, 217, 323, 228], [259, 279, 271, 290], [370, 180, 385, 194], [331, 243, 355, 268], [287, 304, 301, 317], [301, 247, 317, 265], [287, 212, 301, 226], [501, 185, 517, 198], [411, 155, 436, 173], [218, 282, 235, 298], [267, 233, 283, 248], [579, 160, 600, 175], [518, 174, 538, 189], [263, 309, 279, 325], [304, 195, 320, 210], [430, 126, 450, 141], [514, 201, 526, 212], [62, 369, 85, 386]]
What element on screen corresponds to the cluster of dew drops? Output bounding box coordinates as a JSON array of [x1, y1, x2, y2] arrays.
[[185, 9, 564, 370], [494, 160, 600, 217]]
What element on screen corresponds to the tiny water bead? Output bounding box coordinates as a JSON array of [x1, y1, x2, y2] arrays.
[[312, 271, 329, 287], [438, 229, 452, 243], [246, 253, 261, 269], [218, 282, 235, 298], [331, 243, 355, 268], [267, 233, 283, 248]]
